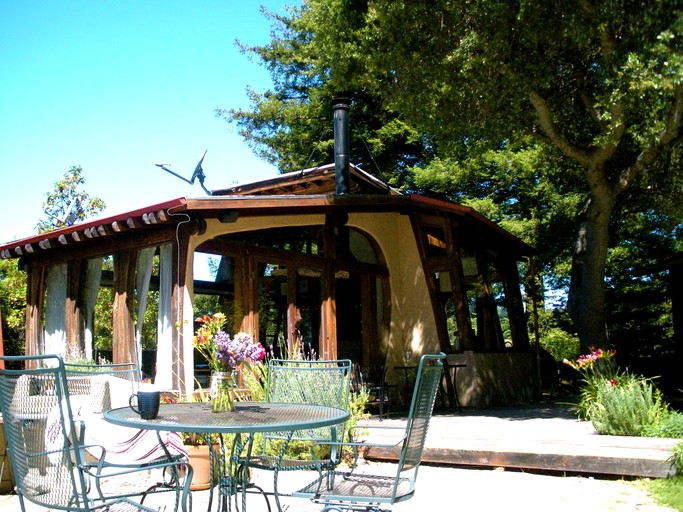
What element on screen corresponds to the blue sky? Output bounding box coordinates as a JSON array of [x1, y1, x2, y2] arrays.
[[0, 1, 296, 243]]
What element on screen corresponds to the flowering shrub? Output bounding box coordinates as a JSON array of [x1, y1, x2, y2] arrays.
[[193, 313, 266, 372], [564, 345, 676, 438], [563, 345, 622, 420], [563, 345, 617, 374]]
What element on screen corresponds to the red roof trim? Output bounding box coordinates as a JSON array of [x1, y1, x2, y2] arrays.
[[0, 197, 187, 252]]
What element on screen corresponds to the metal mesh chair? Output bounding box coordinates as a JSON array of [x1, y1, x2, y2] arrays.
[[0, 355, 192, 512], [293, 353, 445, 511], [63, 361, 188, 502], [242, 358, 352, 512]]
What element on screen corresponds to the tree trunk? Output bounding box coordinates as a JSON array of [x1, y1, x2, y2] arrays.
[[568, 189, 614, 349]]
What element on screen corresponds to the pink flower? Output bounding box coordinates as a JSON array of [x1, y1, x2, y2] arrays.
[[193, 314, 265, 372]]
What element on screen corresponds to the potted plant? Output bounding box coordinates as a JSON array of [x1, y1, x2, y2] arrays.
[[182, 432, 220, 491]]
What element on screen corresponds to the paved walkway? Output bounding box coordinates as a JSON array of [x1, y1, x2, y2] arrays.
[[0, 461, 673, 512], [0, 401, 679, 511]]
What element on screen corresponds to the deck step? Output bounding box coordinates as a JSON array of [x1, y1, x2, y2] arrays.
[[359, 406, 681, 479]]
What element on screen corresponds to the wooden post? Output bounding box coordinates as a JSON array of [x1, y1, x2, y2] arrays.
[[112, 249, 136, 364], [65, 259, 83, 358], [321, 223, 337, 360], [172, 227, 192, 392], [25, 265, 44, 363]]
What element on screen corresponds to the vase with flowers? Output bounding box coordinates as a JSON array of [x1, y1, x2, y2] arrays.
[[193, 313, 266, 412]]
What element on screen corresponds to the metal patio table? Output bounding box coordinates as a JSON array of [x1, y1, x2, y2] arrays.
[[104, 401, 350, 512]]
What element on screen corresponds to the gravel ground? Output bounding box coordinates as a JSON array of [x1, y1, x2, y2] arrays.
[[0, 461, 675, 512]]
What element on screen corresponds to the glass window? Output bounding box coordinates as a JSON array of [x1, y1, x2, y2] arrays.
[[257, 261, 289, 356], [348, 229, 378, 264], [434, 271, 461, 351], [489, 262, 512, 348], [296, 267, 322, 358]]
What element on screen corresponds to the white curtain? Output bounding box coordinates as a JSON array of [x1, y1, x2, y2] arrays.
[[44, 263, 67, 362], [155, 243, 173, 389], [135, 247, 156, 372], [84, 258, 103, 361]]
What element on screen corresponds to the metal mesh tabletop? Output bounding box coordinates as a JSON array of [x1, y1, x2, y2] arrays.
[[104, 402, 349, 434]]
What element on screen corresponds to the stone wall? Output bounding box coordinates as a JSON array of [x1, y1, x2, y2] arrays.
[[449, 351, 537, 408]]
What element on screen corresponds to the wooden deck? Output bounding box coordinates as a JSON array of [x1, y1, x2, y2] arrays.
[[360, 401, 680, 478]]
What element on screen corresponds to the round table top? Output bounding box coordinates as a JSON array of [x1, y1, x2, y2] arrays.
[[104, 401, 350, 435]]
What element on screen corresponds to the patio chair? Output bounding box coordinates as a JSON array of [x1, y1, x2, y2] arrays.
[[0, 354, 192, 512], [63, 361, 188, 501], [241, 358, 352, 512], [293, 353, 445, 512], [351, 362, 395, 421]]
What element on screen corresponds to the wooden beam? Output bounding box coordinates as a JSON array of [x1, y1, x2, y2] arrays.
[[13, 225, 177, 268], [111, 220, 126, 232], [143, 212, 157, 224]]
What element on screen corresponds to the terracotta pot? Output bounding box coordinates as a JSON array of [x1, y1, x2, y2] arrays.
[[185, 444, 219, 491]]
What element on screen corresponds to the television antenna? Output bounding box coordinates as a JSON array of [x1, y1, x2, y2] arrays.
[[155, 149, 211, 195]]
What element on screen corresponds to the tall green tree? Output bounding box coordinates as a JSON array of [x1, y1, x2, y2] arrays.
[[0, 259, 27, 359], [216, 7, 431, 190], [236, 0, 682, 348], [37, 166, 105, 232], [1, 167, 107, 360]]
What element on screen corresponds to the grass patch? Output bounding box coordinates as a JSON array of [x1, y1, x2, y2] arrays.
[[643, 476, 683, 511]]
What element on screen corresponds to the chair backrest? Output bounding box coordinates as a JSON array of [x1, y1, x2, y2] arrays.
[[0, 354, 94, 511], [395, 353, 445, 477], [63, 361, 140, 412], [266, 358, 352, 442]]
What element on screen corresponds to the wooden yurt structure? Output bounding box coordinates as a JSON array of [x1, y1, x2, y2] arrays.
[[0, 100, 536, 407]]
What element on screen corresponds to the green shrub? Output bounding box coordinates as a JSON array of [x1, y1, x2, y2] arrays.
[[667, 442, 683, 476], [540, 327, 580, 363], [643, 410, 683, 439], [588, 374, 665, 436]]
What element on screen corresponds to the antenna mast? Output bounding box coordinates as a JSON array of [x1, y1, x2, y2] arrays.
[[155, 150, 211, 195]]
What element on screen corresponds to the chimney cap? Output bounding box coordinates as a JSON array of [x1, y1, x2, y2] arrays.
[[331, 96, 351, 109]]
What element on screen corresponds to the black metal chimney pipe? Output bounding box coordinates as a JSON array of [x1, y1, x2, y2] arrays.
[[332, 97, 351, 195]]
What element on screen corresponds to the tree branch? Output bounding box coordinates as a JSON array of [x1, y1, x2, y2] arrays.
[[529, 91, 592, 166], [616, 83, 683, 194]]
